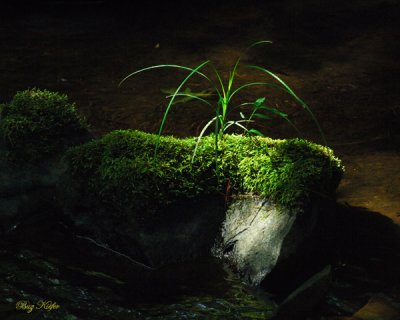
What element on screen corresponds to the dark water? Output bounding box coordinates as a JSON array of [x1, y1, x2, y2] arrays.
[[0, 215, 276, 320], [0, 146, 398, 318], [1, 204, 399, 319]]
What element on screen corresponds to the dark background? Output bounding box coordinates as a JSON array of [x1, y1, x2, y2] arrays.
[[1, 0, 400, 220]]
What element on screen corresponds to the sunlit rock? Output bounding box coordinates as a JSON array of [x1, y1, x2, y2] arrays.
[[214, 194, 328, 287]]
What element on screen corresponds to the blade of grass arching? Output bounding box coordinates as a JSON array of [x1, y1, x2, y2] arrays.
[[245, 107, 272, 134], [245, 107, 259, 133], [225, 102, 254, 118], [224, 120, 253, 132], [191, 116, 218, 163], [252, 108, 302, 137], [165, 93, 213, 107], [118, 64, 212, 87], [247, 65, 306, 101], [245, 40, 273, 51], [253, 113, 272, 120], [227, 57, 242, 93], [246, 65, 327, 145], [211, 65, 226, 107], [256, 106, 288, 117], [247, 128, 265, 137], [284, 117, 302, 136], [213, 107, 223, 177], [233, 102, 254, 108], [155, 60, 210, 158], [228, 82, 291, 104], [253, 109, 301, 136], [223, 57, 242, 124]]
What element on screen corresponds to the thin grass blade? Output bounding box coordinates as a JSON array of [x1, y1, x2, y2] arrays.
[[256, 106, 288, 117], [165, 93, 213, 107], [246, 40, 273, 52], [247, 65, 327, 145], [247, 128, 265, 136], [229, 82, 290, 103], [119, 64, 211, 87], [155, 60, 210, 157], [253, 113, 272, 120], [191, 116, 217, 163], [224, 120, 253, 132]]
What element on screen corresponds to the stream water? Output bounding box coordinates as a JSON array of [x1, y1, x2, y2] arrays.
[[1, 204, 399, 319], [0, 215, 277, 320]]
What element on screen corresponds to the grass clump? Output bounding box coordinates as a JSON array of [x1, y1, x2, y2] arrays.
[[65, 130, 343, 220], [0, 88, 88, 162], [119, 41, 326, 166]]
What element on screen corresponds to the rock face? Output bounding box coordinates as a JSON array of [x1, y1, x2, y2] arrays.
[[214, 194, 326, 287], [0, 143, 67, 233], [60, 129, 343, 271], [61, 191, 226, 269]]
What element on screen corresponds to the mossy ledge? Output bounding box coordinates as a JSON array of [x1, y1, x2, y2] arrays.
[[65, 130, 344, 218]]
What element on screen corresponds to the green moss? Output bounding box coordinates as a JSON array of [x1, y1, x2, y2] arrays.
[[0, 88, 88, 161], [65, 130, 343, 219], [237, 138, 343, 208], [66, 130, 218, 214]]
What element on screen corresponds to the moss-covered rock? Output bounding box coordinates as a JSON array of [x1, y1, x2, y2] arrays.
[[0, 89, 92, 234], [62, 130, 343, 268], [65, 129, 343, 219], [0, 88, 88, 162]]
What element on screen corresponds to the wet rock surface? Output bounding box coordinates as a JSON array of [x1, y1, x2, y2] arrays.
[[0, 142, 67, 234], [61, 191, 227, 269], [214, 195, 334, 289]]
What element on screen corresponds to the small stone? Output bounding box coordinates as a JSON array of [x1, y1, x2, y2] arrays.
[[49, 278, 61, 285]]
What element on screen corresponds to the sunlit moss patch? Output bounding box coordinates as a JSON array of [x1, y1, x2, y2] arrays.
[[65, 130, 343, 218]]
